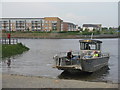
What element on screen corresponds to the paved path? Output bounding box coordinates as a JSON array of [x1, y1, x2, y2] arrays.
[[2, 74, 118, 88]]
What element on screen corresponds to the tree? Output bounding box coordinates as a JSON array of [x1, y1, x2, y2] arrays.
[[93, 29, 96, 31], [102, 27, 108, 29], [118, 26, 120, 30], [84, 28, 89, 32], [109, 27, 112, 30]]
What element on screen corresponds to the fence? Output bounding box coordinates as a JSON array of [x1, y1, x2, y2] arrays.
[[0, 38, 18, 44]]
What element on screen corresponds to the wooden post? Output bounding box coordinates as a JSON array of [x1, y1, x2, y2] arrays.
[[9, 38, 11, 44], [13, 39, 14, 44], [7, 33, 11, 44], [16, 39, 18, 44], [5, 38, 6, 44], [2, 39, 3, 44]]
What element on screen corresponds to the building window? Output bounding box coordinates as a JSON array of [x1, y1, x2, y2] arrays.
[[45, 21, 48, 23]]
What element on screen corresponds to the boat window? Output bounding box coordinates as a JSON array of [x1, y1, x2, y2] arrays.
[[80, 42, 91, 50], [80, 43, 85, 50], [80, 42, 101, 50], [90, 44, 96, 50]]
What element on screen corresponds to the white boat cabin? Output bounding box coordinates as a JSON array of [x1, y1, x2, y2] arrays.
[[79, 39, 102, 58]]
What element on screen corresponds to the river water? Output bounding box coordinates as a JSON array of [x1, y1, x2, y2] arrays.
[[1, 39, 119, 83]]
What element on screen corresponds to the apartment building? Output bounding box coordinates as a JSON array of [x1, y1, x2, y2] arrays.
[[0, 17, 77, 32], [61, 22, 76, 31], [61, 22, 68, 31], [43, 17, 63, 31], [0, 18, 43, 31], [0, 19, 10, 31]]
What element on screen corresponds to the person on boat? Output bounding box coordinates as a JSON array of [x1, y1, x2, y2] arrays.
[[85, 43, 90, 50], [93, 51, 99, 57], [67, 50, 73, 60]]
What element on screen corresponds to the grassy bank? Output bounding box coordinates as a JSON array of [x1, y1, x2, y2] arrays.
[[2, 43, 29, 58]]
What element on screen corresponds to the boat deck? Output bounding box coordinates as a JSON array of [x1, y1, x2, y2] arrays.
[[53, 65, 82, 70]]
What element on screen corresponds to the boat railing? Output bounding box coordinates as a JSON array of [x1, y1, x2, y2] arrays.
[[55, 57, 81, 66], [56, 51, 81, 57], [54, 51, 81, 66], [81, 52, 110, 59]]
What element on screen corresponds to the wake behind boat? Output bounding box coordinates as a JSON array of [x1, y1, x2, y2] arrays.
[[53, 39, 110, 72]]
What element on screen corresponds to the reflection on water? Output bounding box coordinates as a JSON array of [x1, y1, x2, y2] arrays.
[[58, 66, 110, 82]]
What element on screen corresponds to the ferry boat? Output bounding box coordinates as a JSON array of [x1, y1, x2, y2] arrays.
[[53, 39, 110, 72]]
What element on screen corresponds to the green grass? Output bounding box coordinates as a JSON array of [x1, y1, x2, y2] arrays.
[[2, 43, 29, 58]]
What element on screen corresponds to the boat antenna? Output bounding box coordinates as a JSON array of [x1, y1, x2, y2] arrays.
[[91, 33, 93, 39]]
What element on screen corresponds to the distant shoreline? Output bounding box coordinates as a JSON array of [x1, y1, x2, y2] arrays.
[[15, 36, 118, 39], [2, 33, 119, 39]]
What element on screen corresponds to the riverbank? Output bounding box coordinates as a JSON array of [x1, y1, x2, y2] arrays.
[[2, 74, 118, 88], [2, 43, 29, 58], [2, 32, 119, 39]]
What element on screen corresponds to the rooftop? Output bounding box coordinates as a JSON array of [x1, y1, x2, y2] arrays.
[[83, 24, 102, 28], [79, 39, 102, 43]]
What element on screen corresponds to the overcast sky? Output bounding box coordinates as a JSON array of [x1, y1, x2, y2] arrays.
[[1, 2, 118, 27]]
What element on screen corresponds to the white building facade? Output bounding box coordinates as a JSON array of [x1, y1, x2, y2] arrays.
[[82, 24, 102, 31]]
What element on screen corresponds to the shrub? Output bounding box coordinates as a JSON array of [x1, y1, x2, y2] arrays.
[[2, 43, 29, 58]]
